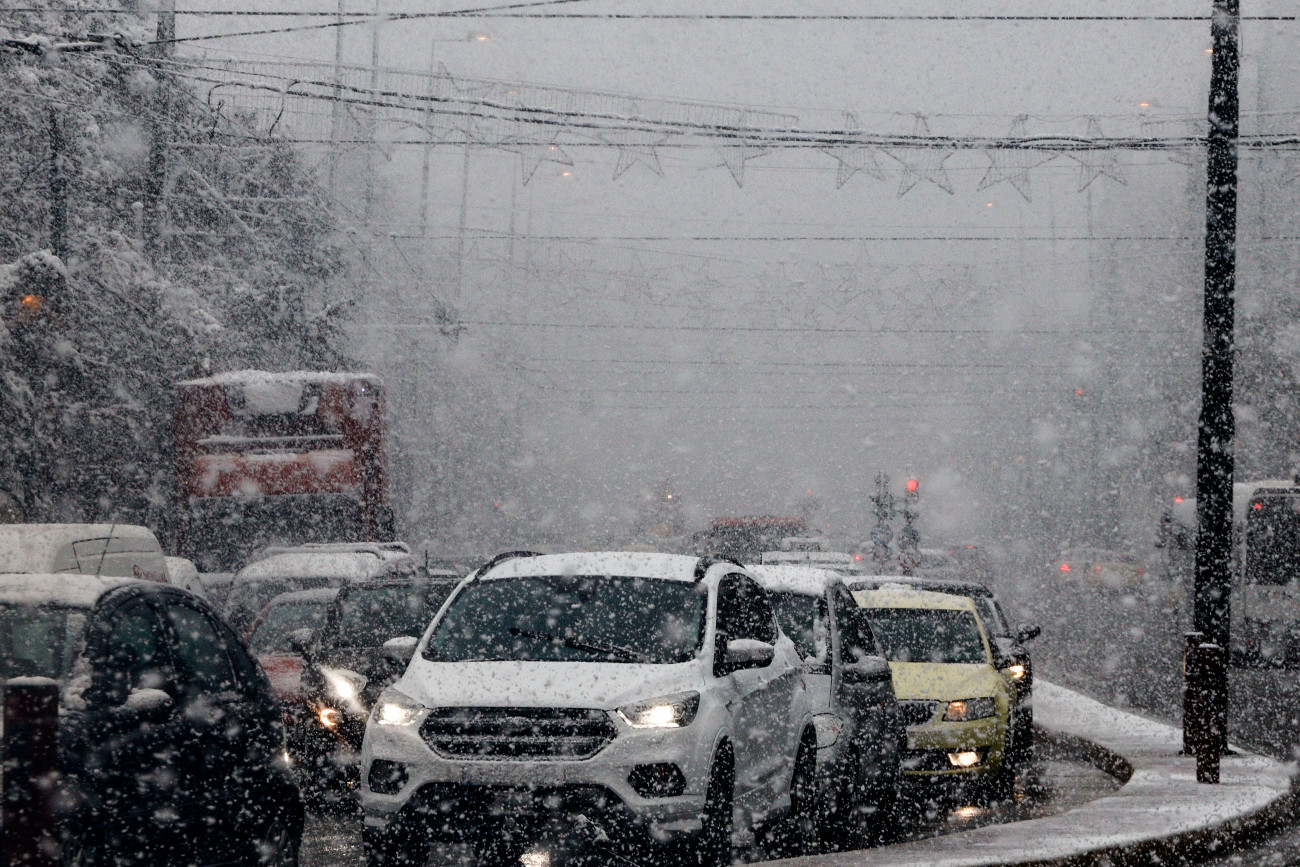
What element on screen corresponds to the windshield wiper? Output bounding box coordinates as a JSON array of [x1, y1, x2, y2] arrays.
[[507, 627, 650, 663]]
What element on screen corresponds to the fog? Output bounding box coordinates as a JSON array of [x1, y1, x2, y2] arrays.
[[168, 0, 1295, 554]]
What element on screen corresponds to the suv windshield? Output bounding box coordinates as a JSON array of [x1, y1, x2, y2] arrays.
[[0, 604, 87, 681], [248, 600, 332, 654], [863, 607, 988, 665], [425, 575, 706, 664], [325, 582, 458, 648]]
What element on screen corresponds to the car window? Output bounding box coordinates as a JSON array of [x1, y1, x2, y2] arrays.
[[425, 575, 706, 664], [716, 574, 778, 645], [0, 604, 86, 681], [769, 591, 822, 662], [324, 582, 457, 648], [833, 587, 879, 663], [165, 600, 240, 695], [864, 606, 988, 665], [248, 600, 332, 654], [100, 598, 171, 700]]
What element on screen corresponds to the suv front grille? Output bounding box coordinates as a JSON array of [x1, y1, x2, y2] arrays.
[[900, 700, 941, 727], [420, 707, 618, 761]]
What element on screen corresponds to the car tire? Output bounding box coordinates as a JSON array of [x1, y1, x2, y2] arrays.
[[772, 731, 818, 858], [698, 744, 735, 867], [251, 811, 300, 867], [363, 822, 430, 867]]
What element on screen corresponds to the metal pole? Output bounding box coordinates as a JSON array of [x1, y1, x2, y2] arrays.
[[2, 680, 60, 867], [1189, 0, 1239, 770], [419, 38, 436, 238], [328, 0, 345, 191]]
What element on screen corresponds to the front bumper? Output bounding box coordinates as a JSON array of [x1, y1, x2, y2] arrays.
[[360, 711, 713, 842], [900, 716, 1007, 780]]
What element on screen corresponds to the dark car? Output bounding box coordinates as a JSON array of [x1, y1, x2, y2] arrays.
[[296, 558, 462, 805], [848, 574, 1041, 761], [750, 566, 905, 850], [0, 573, 303, 866]]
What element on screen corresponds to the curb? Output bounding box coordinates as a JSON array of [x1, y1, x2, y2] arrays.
[[769, 681, 1298, 867]]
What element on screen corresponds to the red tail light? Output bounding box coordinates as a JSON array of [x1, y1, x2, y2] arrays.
[[1060, 563, 1071, 572]]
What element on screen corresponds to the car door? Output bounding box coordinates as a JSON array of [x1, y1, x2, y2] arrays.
[[830, 584, 900, 790], [79, 591, 198, 864], [714, 574, 799, 806], [160, 591, 276, 857]]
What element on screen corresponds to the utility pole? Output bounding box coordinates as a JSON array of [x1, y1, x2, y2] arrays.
[[328, 0, 346, 192], [1187, 0, 1240, 778], [47, 109, 67, 259], [142, 0, 175, 259]]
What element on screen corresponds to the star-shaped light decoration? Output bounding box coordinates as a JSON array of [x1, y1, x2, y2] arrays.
[[820, 113, 886, 189], [977, 116, 1050, 202], [887, 114, 956, 197], [716, 112, 770, 188], [612, 129, 669, 179], [1071, 117, 1127, 191], [488, 115, 574, 184]]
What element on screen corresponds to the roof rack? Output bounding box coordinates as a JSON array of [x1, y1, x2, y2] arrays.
[[693, 555, 747, 582]]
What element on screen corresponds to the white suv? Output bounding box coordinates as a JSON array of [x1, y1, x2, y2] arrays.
[[359, 551, 816, 866]]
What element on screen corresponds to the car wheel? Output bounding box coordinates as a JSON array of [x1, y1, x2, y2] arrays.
[[771, 731, 818, 858], [363, 822, 430, 867], [698, 745, 735, 867], [252, 811, 300, 867]]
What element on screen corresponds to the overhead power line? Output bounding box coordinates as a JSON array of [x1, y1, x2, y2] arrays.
[[460, 320, 1182, 336]]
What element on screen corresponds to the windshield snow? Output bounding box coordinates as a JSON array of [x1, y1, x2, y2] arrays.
[[864, 607, 988, 665], [424, 575, 705, 664]]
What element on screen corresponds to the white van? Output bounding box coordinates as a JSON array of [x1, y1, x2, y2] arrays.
[[0, 523, 169, 583]]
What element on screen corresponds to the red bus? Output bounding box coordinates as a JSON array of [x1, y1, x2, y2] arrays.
[[175, 371, 393, 568]]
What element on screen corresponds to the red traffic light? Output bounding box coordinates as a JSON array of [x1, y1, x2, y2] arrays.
[[905, 478, 919, 493]]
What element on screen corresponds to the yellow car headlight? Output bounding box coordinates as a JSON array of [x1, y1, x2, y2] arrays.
[[943, 697, 996, 722]]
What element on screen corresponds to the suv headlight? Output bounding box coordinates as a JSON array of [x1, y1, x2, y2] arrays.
[[617, 691, 700, 729], [372, 689, 424, 727], [943, 697, 996, 722]]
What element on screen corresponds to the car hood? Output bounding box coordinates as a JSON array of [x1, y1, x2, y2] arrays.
[[399, 658, 703, 710], [889, 662, 1003, 702]]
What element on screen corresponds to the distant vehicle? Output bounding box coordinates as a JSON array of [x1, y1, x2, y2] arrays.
[[759, 549, 864, 573], [222, 550, 389, 634], [749, 565, 904, 849], [247, 587, 340, 703], [943, 544, 995, 581], [850, 584, 1023, 801], [295, 558, 462, 804], [0, 523, 168, 582], [849, 575, 1040, 762], [174, 370, 394, 570], [1168, 480, 1300, 667], [1055, 547, 1145, 590], [0, 573, 303, 864], [694, 516, 809, 561], [360, 551, 816, 866], [912, 547, 961, 580]]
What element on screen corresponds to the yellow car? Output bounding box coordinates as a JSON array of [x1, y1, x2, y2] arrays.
[[851, 586, 1019, 797]]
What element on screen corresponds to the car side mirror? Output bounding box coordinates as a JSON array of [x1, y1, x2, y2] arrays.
[[725, 638, 774, 672], [1016, 623, 1042, 643], [841, 655, 892, 685], [382, 636, 420, 666], [287, 628, 315, 655], [119, 687, 174, 725], [803, 654, 831, 676]]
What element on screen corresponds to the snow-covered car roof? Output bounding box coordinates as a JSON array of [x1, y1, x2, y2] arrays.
[[747, 565, 842, 597], [848, 574, 995, 599], [175, 369, 379, 388], [0, 523, 161, 574], [851, 585, 977, 612], [480, 551, 705, 582], [235, 552, 385, 583], [0, 573, 139, 608]]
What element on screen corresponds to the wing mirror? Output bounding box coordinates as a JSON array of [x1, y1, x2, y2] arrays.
[[725, 638, 774, 672], [382, 636, 420, 666], [120, 687, 174, 725], [841, 655, 892, 685], [287, 628, 315, 656], [1015, 623, 1042, 643]]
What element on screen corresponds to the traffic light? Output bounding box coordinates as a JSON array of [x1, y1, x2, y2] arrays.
[[906, 478, 919, 494]]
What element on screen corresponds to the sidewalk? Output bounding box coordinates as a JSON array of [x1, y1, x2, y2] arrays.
[[775, 680, 1297, 866]]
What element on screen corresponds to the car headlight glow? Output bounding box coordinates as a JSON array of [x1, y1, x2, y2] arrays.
[[812, 713, 844, 748], [1004, 664, 1027, 681], [943, 697, 996, 722], [322, 667, 368, 704], [617, 691, 700, 729], [373, 689, 424, 727]]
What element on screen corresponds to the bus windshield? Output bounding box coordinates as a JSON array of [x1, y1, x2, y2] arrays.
[[1245, 495, 1300, 586]]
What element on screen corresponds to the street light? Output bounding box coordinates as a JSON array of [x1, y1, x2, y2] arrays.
[[419, 30, 491, 239]]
